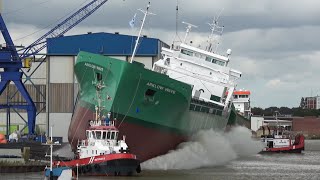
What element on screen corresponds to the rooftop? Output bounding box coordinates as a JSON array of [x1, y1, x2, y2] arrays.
[[47, 32, 168, 56]]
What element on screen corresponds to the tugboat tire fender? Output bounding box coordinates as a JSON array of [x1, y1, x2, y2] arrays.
[[80, 166, 86, 174], [136, 164, 141, 173], [94, 164, 101, 171], [85, 165, 92, 172]]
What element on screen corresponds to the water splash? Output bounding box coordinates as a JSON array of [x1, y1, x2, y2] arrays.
[[142, 126, 263, 170], [53, 143, 75, 158]]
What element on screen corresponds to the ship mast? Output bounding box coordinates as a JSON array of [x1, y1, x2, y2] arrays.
[[171, 0, 182, 49], [206, 10, 224, 53], [93, 75, 105, 123], [129, 2, 155, 63], [182, 21, 197, 44], [275, 111, 279, 136]]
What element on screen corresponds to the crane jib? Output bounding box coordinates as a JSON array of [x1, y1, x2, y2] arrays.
[[0, 0, 109, 135]]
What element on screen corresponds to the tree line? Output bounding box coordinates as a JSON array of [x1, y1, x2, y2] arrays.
[[251, 107, 320, 117]]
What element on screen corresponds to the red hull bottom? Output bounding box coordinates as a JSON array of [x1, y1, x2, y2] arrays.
[[69, 106, 187, 162], [53, 153, 141, 176], [260, 134, 305, 154], [260, 147, 304, 154]]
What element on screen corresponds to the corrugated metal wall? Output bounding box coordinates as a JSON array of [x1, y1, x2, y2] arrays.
[[0, 84, 46, 113], [49, 83, 74, 113]]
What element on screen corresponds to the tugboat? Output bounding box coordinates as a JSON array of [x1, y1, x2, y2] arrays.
[[47, 78, 141, 177], [260, 112, 305, 153], [53, 118, 141, 176]]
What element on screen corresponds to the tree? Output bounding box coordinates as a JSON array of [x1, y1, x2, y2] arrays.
[[279, 106, 293, 115], [300, 97, 305, 108], [251, 107, 263, 116], [263, 106, 279, 116]]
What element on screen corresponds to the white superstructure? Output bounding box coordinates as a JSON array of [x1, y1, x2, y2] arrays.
[[153, 20, 241, 110], [230, 90, 251, 118]]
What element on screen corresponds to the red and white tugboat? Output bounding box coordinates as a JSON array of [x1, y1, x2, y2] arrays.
[[52, 78, 141, 176], [260, 113, 305, 153], [53, 115, 141, 176]]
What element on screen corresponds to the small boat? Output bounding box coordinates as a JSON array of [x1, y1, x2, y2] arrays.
[[53, 119, 141, 176], [260, 112, 305, 153], [46, 79, 141, 178]]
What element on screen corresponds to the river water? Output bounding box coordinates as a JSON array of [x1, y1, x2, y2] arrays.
[[2, 137, 320, 180]]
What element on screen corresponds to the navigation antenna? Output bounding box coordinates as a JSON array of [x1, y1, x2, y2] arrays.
[[206, 9, 224, 53], [182, 21, 198, 44], [130, 2, 155, 63], [172, 0, 182, 49]]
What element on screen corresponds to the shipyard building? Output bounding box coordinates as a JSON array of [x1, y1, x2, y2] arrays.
[[0, 32, 168, 141], [300, 96, 320, 109], [251, 115, 320, 138]]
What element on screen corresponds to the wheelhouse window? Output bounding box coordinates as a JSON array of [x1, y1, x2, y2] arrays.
[[181, 49, 194, 56], [102, 131, 107, 139], [212, 58, 225, 66], [205, 56, 212, 62], [111, 132, 115, 140], [89, 132, 92, 138], [115, 132, 118, 140], [96, 131, 102, 139], [107, 131, 111, 139]]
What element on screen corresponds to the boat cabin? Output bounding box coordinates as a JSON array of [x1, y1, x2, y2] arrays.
[[86, 125, 119, 141]]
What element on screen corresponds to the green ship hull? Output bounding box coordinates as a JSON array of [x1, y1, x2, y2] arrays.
[[68, 51, 235, 161]]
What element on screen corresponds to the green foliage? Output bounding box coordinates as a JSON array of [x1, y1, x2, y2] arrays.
[[251, 106, 320, 117]]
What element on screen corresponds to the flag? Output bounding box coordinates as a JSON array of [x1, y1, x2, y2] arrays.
[[129, 13, 137, 28]]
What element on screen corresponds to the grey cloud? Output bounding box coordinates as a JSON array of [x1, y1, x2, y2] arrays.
[[3, 0, 320, 33]]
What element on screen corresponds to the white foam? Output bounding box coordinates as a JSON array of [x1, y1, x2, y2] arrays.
[[142, 126, 263, 170], [53, 143, 74, 158]]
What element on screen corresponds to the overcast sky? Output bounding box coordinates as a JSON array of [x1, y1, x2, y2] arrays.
[[2, 0, 320, 108]]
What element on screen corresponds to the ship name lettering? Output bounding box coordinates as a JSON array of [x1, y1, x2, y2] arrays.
[[84, 63, 104, 71], [146, 82, 175, 94], [94, 157, 105, 161], [165, 88, 176, 94]]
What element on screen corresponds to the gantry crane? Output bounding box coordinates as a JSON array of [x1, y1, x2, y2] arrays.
[[0, 0, 109, 136]]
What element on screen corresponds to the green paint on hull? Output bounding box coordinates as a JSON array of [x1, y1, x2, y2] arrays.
[[74, 51, 234, 136]]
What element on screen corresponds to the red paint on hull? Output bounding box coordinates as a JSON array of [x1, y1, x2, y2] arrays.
[[262, 134, 305, 153], [53, 153, 137, 167], [69, 106, 187, 162]]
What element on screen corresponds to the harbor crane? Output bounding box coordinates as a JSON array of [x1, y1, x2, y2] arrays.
[[0, 0, 109, 136]]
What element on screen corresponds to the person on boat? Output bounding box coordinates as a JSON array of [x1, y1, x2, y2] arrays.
[[104, 112, 111, 126]]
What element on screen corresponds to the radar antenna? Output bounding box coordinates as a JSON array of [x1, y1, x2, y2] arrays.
[[182, 21, 198, 43], [206, 9, 224, 53]]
